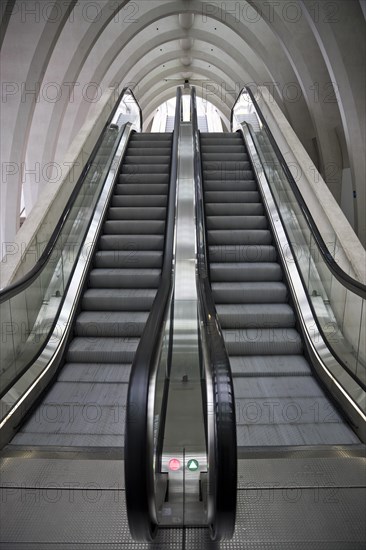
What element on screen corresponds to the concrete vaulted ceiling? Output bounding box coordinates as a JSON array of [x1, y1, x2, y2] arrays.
[[0, 0, 365, 249]]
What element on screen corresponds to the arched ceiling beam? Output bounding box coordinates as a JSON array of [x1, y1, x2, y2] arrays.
[[136, 54, 241, 106], [138, 64, 237, 120], [67, 19, 277, 142]]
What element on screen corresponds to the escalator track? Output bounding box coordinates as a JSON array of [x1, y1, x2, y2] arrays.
[[6, 133, 173, 450], [200, 131, 360, 449]]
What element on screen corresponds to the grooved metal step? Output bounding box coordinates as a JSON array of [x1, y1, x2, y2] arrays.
[[103, 220, 165, 234], [216, 303, 295, 327], [108, 204, 167, 219], [211, 281, 288, 303], [75, 311, 149, 337], [201, 131, 358, 451], [204, 180, 257, 191], [114, 183, 168, 195], [88, 268, 161, 288], [99, 234, 164, 251], [207, 229, 272, 245], [111, 194, 166, 208], [94, 250, 163, 269], [210, 262, 282, 282], [208, 245, 277, 262], [223, 327, 303, 355], [82, 289, 157, 311], [206, 215, 267, 229], [119, 173, 170, 184], [205, 202, 264, 216]]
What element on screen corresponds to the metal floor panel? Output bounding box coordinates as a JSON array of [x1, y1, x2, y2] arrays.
[[3, 485, 364, 549], [57, 363, 131, 383], [10, 432, 124, 447], [0, 457, 125, 489], [186, 486, 366, 549], [0, 488, 183, 549], [237, 455, 366, 488], [237, 422, 359, 447], [1, 453, 365, 548]]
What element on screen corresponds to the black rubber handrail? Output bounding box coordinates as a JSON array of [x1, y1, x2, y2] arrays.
[[0, 87, 142, 302], [125, 87, 182, 542], [191, 87, 237, 541], [231, 87, 365, 299]]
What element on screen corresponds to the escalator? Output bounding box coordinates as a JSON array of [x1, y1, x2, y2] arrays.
[[190, 83, 366, 548], [0, 87, 234, 547], [200, 131, 359, 448], [6, 132, 173, 449], [0, 89, 187, 547]]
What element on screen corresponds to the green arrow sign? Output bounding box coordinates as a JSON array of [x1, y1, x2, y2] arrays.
[[187, 459, 199, 471]]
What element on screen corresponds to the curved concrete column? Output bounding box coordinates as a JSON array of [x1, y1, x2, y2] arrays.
[[25, 0, 130, 211], [0, 0, 77, 254], [300, 0, 366, 243]]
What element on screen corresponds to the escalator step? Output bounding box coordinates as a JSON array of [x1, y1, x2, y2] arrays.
[[206, 215, 267, 230], [209, 245, 277, 263], [75, 311, 149, 337], [94, 250, 163, 269], [127, 148, 172, 156], [99, 234, 164, 251], [58, 363, 132, 383], [114, 183, 168, 195], [124, 155, 171, 165], [202, 152, 249, 162], [217, 303, 295, 328], [88, 268, 161, 289], [204, 180, 257, 192], [108, 203, 167, 218], [229, 355, 310, 377], [129, 134, 172, 142], [66, 337, 139, 363], [204, 191, 260, 203], [223, 328, 303, 355], [103, 220, 165, 234], [205, 203, 264, 216], [119, 173, 170, 184], [121, 164, 170, 175], [236, 421, 359, 447], [111, 195, 167, 208], [82, 289, 157, 311], [202, 161, 252, 172], [210, 263, 282, 282], [203, 170, 254, 181], [207, 229, 272, 245], [212, 281, 288, 303]]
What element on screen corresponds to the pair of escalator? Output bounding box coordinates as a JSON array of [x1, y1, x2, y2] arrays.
[[0, 87, 364, 546]]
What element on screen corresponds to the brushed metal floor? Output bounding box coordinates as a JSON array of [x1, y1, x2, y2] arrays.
[[1, 452, 365, 549]]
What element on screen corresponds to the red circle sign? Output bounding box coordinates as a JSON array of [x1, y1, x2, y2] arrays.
[[169, 458, 181, 471]]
